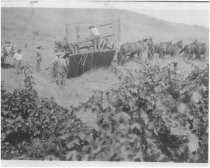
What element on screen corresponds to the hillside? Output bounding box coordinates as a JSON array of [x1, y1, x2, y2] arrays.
[[1, 8, 208, 68], [2, 8, 209, 43]]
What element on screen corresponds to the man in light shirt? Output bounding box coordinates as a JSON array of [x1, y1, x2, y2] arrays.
[[89, 26, 100, 51], [13, 49, 23, 74]]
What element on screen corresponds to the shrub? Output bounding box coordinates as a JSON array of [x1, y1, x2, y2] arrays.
[[1, 73, 89, 160], [1, 62, 208, 162], [63, 63, 208, 162]]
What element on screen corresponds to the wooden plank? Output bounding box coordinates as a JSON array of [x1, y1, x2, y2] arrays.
[[78, 27, 112, 33], [76, 27, 112, 35], [68, 34, 115, 45], [118, 18, 121, 42], [65, 18, 113, 27], [66, 21, 113, 34], [76, 25, 79, 39], [96, 22, 112, 27]]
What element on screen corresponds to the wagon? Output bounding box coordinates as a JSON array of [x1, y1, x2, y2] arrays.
[[60, 18, 121, 78]]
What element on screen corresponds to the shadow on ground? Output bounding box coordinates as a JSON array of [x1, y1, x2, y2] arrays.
[[1, 63, 15, 69]]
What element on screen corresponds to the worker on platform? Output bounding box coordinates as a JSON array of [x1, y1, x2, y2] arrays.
[[89, 26, 100, 52]]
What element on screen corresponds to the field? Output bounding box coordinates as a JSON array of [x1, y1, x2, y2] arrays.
[[1, 8, 209, 162]]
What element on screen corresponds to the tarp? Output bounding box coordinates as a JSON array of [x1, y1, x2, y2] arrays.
[[63, 49, 116, 78]]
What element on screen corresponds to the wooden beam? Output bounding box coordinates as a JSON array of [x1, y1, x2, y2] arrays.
[[76, 25, 79, 39], [97, 22, 112, 27], [118, 18, 121, 42], [65, 18, 113, 27], [68, 34, 115, 45]]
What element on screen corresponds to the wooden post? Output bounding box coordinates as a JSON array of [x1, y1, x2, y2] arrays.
[[65, 24, 71, 44], [111, 19, 115, 42], [76, 25, 79, 39], [118, 17, 121, 42]]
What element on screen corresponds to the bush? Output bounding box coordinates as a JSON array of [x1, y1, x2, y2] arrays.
[[1, 73, 89, 160], [63, 63, 208, 162], [1, 62, 208, 162]]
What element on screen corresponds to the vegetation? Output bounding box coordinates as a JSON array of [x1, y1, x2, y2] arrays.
[[1, 72, 90, 160], [1, 62, 208, 162]]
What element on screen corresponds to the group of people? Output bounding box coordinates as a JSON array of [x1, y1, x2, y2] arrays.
[[1, 41, 43, 74], [2, 25, 107, 87], [1, 41, 23, 73]]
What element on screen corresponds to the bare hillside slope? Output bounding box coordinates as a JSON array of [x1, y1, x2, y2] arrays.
[[2, 8, 209, 43]]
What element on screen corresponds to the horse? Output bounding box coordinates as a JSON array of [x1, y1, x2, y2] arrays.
[[143, 38, 155, 60], [117, 38, 154, 64], [166, 40, 183, 57], [179, 44, 195, 59], [155, 42, 172, 58], [179, 40, 207, 60], [175, 40, 183, 49], [194, 42, 208, 60], [155, 40, 183, 58]]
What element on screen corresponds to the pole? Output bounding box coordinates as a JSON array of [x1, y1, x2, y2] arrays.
[[118, 17, 121, 42]]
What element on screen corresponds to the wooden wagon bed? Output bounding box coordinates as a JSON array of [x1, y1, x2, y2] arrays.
[[56, 18, 120, 78], [63, 49, 116, 78]]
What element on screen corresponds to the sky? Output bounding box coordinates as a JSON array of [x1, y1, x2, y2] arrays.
[[106, 1, 209, 28], [1, 0, 209, 28]]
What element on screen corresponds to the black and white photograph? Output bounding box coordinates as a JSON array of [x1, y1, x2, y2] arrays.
[[1, 0, 209, 165]]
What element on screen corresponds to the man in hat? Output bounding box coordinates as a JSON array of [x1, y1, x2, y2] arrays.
[[57, 53, 67, 87], [13, 49, 23, 74], [36, 46, 42, 72], [89, 26, 100, 51]]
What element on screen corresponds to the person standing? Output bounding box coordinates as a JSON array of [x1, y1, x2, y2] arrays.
[[13, 49, 23, 74], [89, 26, 101, 51], [36, 46, 42, 72], [57, 54, 67, 87]]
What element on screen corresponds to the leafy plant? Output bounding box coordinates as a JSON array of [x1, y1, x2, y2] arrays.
[[1, 72, 89, 160], [1, 61, 208, 162]]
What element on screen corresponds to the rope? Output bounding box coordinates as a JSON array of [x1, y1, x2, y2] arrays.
[[75, 54, 84, 77], [90, 52, 94, 69], [72, 54, 81, 65], [74, 52, 89, 77], [82, 53, 88, 74]]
